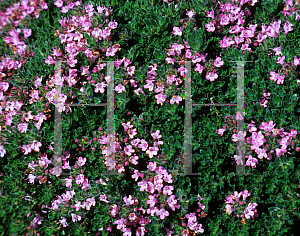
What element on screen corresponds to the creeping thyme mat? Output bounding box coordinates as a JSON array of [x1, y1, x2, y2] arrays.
[[1, 0, 300, 235]]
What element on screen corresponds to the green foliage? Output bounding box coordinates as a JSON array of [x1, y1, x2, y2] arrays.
[[1, 0, 300, 235]]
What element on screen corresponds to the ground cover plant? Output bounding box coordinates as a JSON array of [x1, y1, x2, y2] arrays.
[[1, 0, 300, 235]]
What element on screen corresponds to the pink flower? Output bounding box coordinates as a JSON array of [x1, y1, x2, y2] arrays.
[[85, 4, 94, 15], [39, 155, 51, 169], [172, 26, 183, 36], [177, 66, 187, 76], [138, 139, 148, 151], [128, 128, 137, 139], [77, 156, 86, 167], [220, 13, 230, 25], [132, 169, 143, 181], [156, 207, 169, 219], [195, 63, 205, 74], [109, 204, 119, 217], [58, 217, 68, 227], [18, 123, 28, 133], [123, 195, 135, 206], [54, 0, 63, 8], [272, 47, 282, 56], [167, 195, 178, 211], [236, 111, 244, 121], [294, 56, 300, 66], [51, 166, 62, 176], [71, 213, 81, 222], [108, 20, 118, 29], [113, 218, 127, 231], [95, 82, 107, 93], [129, 155, 139, 165], [127, 65, 135, 76], [63, 177, 73, 188], [115, 84, 125, 93], [251, 131, 266, 148], [186, 9, 196, 18], [99, 194, 110, 203], [146, 146, 159, 158], [124, 145, 135, 156], [170, 95, 182, 105], [155, 83, 164, 93], [219, 36, 235, 48], [163, 173, 173, 183], [270, 71, 284, 84], [97, 6, 105, 14], [256, 148, 267, 159], [288, 129, 297, 138], [214, 56, 224, 67], [206, 10, 214, 19], [217, 127, 226, 136], [104, 75, 111, 84], [122, 121, 133, 132], [206, 72, 218, 81], [130, 79, 138, 87], [232, 191, 241, 201], [144, 80, 155, 91], [205, 21, 215, 32], [28, 174, 36, 184], [147, 161, 157, 172], [245, 155, 259, 168], [134, 88, 145, 98], [67, 57, 77, 67], [283, 21, 293, 34], [155, 93, 167, 105], [45, 55, 56, 65], [240, 190, 251, 201], [131, 138, 141, 147], [275, 147, 287, 157], [138, 180, 148, 191], [146, 195, 157, 207], [151, 130, 162, 140], [62, 190, 75, 202], [163, 185, 174, 195], [31, 140, 42, 152], [23, 29, 32, 38], [244, 206, 255, 219], [259, 121, 276, 132], [276, 56, 285, 65], [62, 160, 71, 170], [21, 144, 32, 155], [75, 174, 85, 185], [0, 82, 9, 92]]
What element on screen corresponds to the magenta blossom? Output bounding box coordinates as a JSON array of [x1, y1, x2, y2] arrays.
[[77, 156, 87, 167], [172, 26, 183, 36], [155, 93, 167, 105], [18, 122, 28, 133]]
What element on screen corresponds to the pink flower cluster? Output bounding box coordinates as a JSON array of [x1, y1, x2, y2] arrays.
[[0, 0, 49, 57], [43, 2, 137, 112], [24, 118, 208, 235], [99, 121, 164, 173], [224, 190, 258, 220], [204, 0, 299, 54], [165, 38, 224, 83], [2, 0, 300, 234], [217, 115, 299, 168], [53, 0, 81, 14], [103, 160, 206, 235], [267, 47, 300, 85], [258, 90, 271, 108]]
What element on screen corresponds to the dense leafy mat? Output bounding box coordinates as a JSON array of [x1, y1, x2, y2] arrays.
[[1, 0, 300, 235]]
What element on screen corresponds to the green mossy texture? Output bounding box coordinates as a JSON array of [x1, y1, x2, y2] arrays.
[[0, 0, 300, 235]]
